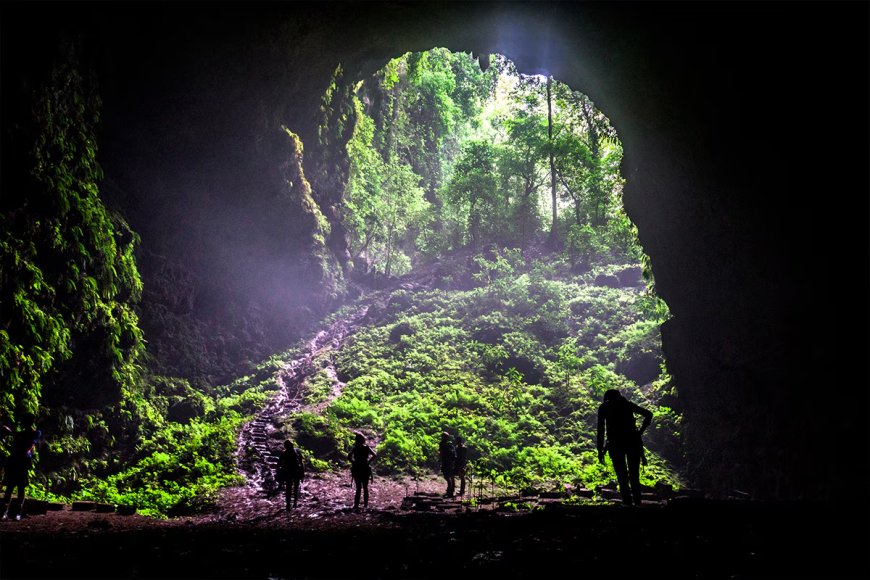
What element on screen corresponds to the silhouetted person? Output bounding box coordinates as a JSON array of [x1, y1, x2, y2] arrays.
[[455, 435, 468, 496], [597, 389, 652, 506], [1, 414, 42, 521], [439, 431, 456, 498], [276, 439, 305, 510], [348, 432, 376, 511]]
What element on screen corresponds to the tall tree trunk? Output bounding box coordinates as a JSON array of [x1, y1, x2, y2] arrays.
[[546, 76, 559, 247], [385, 221, 394, 278], [469, 190, 479, 251], [521, 178, 534, 251], [354, 228, 375, 262], [385, 82, 402, 164], [580, 97, 603, 226], [557, 171, 583, 226]]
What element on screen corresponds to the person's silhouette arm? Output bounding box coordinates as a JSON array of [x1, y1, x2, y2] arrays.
[[632, 403, 653, 434], [632, 403, 653, 467]]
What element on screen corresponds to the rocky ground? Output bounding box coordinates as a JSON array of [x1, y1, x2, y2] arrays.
[[1, 480, 866, 579]]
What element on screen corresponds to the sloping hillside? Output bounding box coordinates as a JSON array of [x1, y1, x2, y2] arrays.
[[276, 244, 681, 495]]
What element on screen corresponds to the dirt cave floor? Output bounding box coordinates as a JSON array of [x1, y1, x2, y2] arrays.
[[0, 473, 866, 580]]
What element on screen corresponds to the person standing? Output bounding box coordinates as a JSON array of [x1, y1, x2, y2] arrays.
[[275, 439, 305, 510], [348, 432, 377, 512], [455, 435, 468, 496], [439, 431, 456, 498], [1, 414, 42, 521], [597, 389, 652, 506]]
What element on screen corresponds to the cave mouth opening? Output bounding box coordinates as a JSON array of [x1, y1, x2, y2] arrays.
[[334, 48, 647, 281], [292, 47, 684, 494]]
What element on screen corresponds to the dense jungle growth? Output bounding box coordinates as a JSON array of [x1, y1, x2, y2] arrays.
[[338, 50, 640, 277], [285, 250, 680, 495], [1, 48, 680, 516]]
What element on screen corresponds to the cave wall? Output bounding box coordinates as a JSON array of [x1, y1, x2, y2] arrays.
[[3, 2, 867, 501], [188, 0, 870, 502]]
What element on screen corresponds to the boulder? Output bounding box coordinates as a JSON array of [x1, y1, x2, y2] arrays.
[[593, 274, 621, 288], [615, 266, 644, 287]]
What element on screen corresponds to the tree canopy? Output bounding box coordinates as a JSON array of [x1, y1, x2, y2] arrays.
[[343, 50, 642, 276]]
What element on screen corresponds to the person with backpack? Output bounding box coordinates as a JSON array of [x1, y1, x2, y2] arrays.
[[348, 432, 377, 512], [275, 439, 305, 510], [597, 389, 653, 507], [1, 413, 42, 521], [439, 431, 457, 498]]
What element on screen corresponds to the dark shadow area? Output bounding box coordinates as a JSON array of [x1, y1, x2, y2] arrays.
[[1, 501, 866, 579]]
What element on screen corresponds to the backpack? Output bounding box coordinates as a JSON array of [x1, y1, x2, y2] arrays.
[[289, 448, 305, 478], [276, 448, 304, 482]]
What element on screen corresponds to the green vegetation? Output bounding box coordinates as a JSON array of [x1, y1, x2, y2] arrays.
[[3, 48, 680, 516], [0, 45, 149, 504], [0, 46, 144, 423], [27, 357, 290, 517], [69, 370, 281, 517], [343, 50, 639, 276], [284, 251, 680, 494], [280, 49, 680, 494]]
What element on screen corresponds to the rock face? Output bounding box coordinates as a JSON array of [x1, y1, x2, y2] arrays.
[[615, 266, 643, 288], [593, 274, 621, 288], [2, 3, 867, 504]]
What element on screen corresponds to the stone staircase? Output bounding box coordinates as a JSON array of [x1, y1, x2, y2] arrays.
[[233, 304, 372, 495]]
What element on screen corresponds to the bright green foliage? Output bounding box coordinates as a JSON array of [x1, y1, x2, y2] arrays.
[[345, 49, 498, 272], [77, 416, 245, 517], [441, 140, 500, 248], [65, 358, 285, 516], [14, 48, 678, 516], [0, 47, 144, 424], [289, 251, 681, 494], [345, 98, 427, 276], [343, 49, 642, 275]]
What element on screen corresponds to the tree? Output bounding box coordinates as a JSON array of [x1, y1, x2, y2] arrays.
[[500, 99, 548, 248], [343, 49, 637, 262], [550, 88, 619, 228], [441, 140, 499, 249], [346, 49, 496, 265], [345, 97, 426, 277], [546, 76, 560, 248]]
